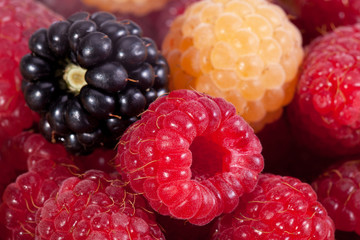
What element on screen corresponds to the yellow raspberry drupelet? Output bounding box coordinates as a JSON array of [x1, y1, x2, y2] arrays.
[[162, 0, 304, 131], [81, 0, 169, 16]]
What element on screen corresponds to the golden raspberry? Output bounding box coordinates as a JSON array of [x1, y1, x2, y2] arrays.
[[81, 0, 169, 16], [162, 0, 304, 131]]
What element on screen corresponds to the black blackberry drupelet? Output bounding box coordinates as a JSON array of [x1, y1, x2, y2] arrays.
[[20, 11, 169, 155]]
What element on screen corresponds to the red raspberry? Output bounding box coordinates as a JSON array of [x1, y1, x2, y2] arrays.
[[35, 170, 165, 240], [1, 131, 37, 173], [115, 89, 264, 225], [0, 131, 34, 203], [0, 153, 79, 238], [21, 132, 116, 174], [288, 24, 360, 157], [276, 0, 360, 44], [211, 174, 335, 240], [0, 0, 61, 146], [312, 160, 360, 235]]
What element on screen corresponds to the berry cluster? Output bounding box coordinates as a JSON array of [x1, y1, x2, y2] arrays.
[[21, 11, 169, 155], [3, 0, 360, 239]]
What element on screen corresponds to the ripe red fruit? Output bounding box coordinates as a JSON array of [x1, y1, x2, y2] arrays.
[[0, 0, 61, 146], [313, 160, 360, 235], [288, 23, 360, 157], [276, 0, 360, 44], [0, 156, 79, 239], [35, 170, 165, 240], [116, 89, 264, 225], [212, 174, 335, 240], [0, 131, 35, 203]]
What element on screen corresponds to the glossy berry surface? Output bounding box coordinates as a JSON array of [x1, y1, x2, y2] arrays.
[[35, 170, 165, 240], [276, 0, 360, 45], [115, 89, 264, 225], [0, 131, 119, 238], [212, 174, 335, 240], [162, 0, 304, 132], [0, 150, 79, 239], [20, 11, 169, 155], [0, 0, 61, 146], [313, 160, 360, 235], [288, 24, 360, 157], [0, 132, 33, 202]]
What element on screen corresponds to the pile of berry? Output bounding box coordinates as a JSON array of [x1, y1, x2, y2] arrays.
[[2, 0, 360, 239]]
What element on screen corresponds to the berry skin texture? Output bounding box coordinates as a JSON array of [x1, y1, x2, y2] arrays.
[[81, 0, 170, 16], [276, 0, 360, 45], [288, 24, 360, 157], [0, 0, 62, 146], [0, 153, 79, 239], [21, 11, 169, 155], [0, 131, 35, 202], [312, 160, 360, 235], [115, 89, 264, 225], [35, 170, 165, 240], [162, 0, 304, 132], [211, 174, 335, 240]]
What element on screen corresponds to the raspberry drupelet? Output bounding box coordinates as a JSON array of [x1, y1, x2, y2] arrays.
[[0, 132, 119, 239], [0, 153, 79, 239], [288, 23, 360, 157], [0, 0, 62, 146], [115, 89, 264, 225], [211, 174, 335, 240], [162, 0, 304, 132], [35, 170, 165, 240], [312, 160, 360, 235]]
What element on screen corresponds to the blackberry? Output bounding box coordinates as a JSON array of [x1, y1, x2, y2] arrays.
[[20, 11, 169, 155]]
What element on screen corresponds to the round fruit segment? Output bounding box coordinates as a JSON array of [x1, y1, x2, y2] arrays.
[[313, 160, 360, 235], [0, 0, 62, 146], [276, 0, 360, 45], [0, 149, 78, 239], [115, 89, 264, 225], [288, 23, 360, 157], [162, 0, 304, 132], [212, 174, 335, 240], [35, 170, 165, 240], [20, 11, 169, 155], [81, 0, 170, 16]]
